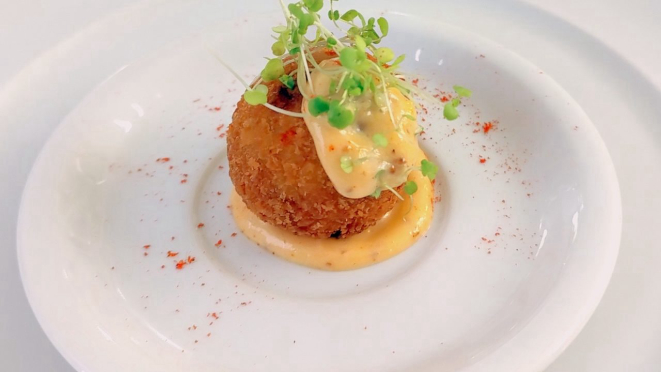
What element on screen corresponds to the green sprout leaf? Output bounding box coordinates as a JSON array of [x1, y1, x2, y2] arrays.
[[328, 9, 340, 20], [372, 133, 388, 147], [299, 13, 314, 34], [377, 17, 389, 36], [260, 58, 284, 82], [340, 155, 353, 173], [421, 159, 438, 180], [370, 188, 382, 198], [289, 46, 301, 55], [376, 47, 394, 63], [327, 37, 337, 46], [443, 102, 459, 120], [392, 54, 406, 66], [303, 0, 323, 12], [279, 74, 295, 90], [404, 181, 418, 195], [271, 41, 285, 56], [453, 85, 472, 98], [340, 9, 359, 22], [244, 84, 268, 106], [451, 97, 461, 107], [272, 25, 287, 33], [339, 47, 359, 69], [354, 35, 367, 52], [288, 3, 304, 19], [328, 100, 354, 129], [308, 96, 330, 116]]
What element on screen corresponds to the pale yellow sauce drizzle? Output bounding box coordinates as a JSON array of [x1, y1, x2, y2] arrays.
[[302, 60, 420, 199], [230, 171, 432, 271]]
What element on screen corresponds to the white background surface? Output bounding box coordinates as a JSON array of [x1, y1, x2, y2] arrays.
[[1, 0, 659, 371]]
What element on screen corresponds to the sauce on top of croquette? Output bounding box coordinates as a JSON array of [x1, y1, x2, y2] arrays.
[[230, 168, 433, 271], [301, 60, 424, 199]]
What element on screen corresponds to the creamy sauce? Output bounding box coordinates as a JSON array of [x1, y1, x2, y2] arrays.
[[302, 60, 421, 199], [230, 171, 432, 271]]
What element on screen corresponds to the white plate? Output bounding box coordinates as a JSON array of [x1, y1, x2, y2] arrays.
[[16, 7, 621, 372]]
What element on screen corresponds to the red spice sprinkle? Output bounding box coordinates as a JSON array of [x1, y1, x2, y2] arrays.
[[479, 158, 486, 164], [216, 124, 225, 131], [187, 256, 196, 264], [216, 191, 222, 196], [213, 107, 221, 111], [156, 157, 171, 163], [231, 233, 237, 237], [211, 312, 219, 319], [411, 78, 419, 86], [175, 260, 186, 269], [440, 96, 449, 102], [207, 333, 211, 337], [197, 223, 205, 228], [171, 236, 176, 241], [215, 240, 223, 247], [143, 244, 151, 249], [483, 122, 494, 133], [161, 265, 165, 269], [167, 251, 179, 257], [143, 252, 148, 256], [328, 144, 335, 151], [180, 179, 188, 184]]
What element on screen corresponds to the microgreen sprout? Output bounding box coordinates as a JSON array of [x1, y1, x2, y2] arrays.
[[244, 84, 269, 105], [420, 159, 438, 180], [213, 0, 470, 201], [279, 74, 296, 89], [403, 181, 418, 195]]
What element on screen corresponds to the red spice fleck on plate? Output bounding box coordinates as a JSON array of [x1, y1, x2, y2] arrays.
[[411, 78, 419, 86], [161, 265, 165, 269], [143, 252, 148, 256], [440, 96, 449, 102], [211, 312, 219, 319], [479, 158, 486, 164], [187, 256, 196, 264], [213, 107, 221, 111], [231, 233, 237, 237], [180, 179, 188, 184], [483, 122, 494, 133], [167, 251, 179, 257], [175, 260, 186, 269], [215, 240, 223, 247], [143, 244, 151, 249], [156, 157, 170, 163], [197, 223, 205, 228]]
